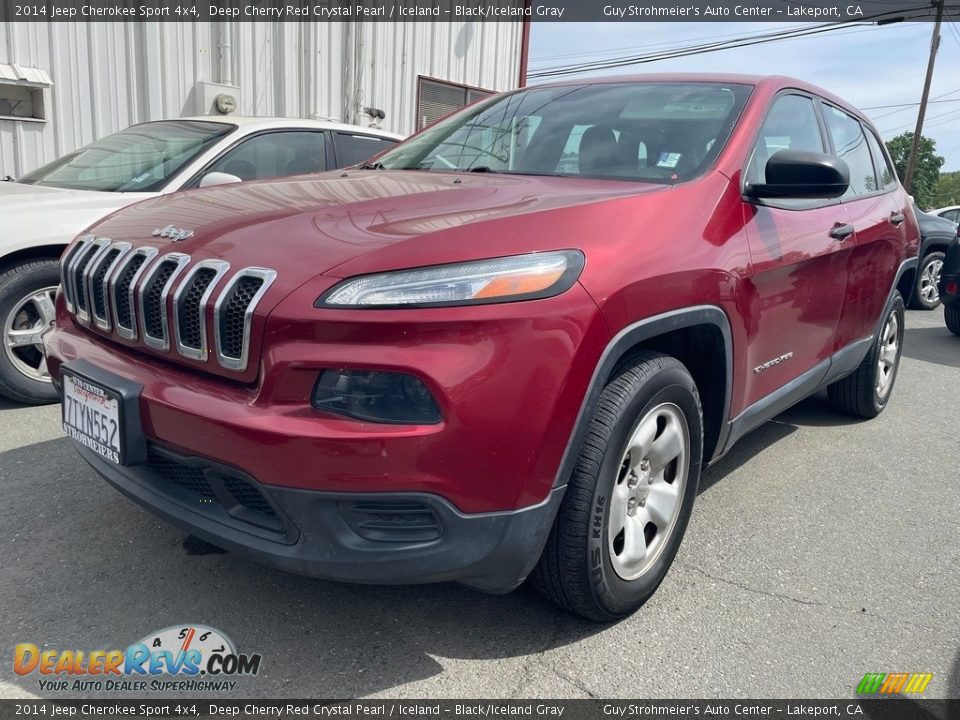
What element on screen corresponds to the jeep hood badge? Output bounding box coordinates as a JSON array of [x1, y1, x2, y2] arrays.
[[153, 224, 193, 242]]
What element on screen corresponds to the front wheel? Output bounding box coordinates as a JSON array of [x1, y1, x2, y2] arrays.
[[910, 251, 945, 310], [531, 352, 703, 621], [828, 293, 905, 419], [0, 259, 61, 405]]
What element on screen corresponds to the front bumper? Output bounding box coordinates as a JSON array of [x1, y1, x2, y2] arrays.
[[44, 287, 607, 590], [71, 437, 564, 593]]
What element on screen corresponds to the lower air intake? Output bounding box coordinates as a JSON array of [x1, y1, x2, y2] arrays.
[[341, 501, 444, 543]]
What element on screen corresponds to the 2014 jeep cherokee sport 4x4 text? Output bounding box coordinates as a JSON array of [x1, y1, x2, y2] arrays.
[[45, 75, 919, 621]]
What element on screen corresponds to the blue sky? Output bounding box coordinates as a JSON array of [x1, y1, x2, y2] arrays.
[[530, 22, 960, 172]]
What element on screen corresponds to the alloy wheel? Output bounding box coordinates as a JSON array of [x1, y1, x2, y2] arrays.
[[919, 258, 943, 305], [3, 286, 57, 383]]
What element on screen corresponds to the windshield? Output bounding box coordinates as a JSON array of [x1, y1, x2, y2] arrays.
[[377, 82, 751, 183], [18, 120, 235, 192]]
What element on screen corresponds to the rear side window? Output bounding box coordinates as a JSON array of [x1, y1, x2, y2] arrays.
[[942, 209, 959, 223], [207, 131, 327, 181], [863, 127, 898, 190], [822, 105, 878, 197], [332, 133, 398, 168], [746, 94, 824, 184]]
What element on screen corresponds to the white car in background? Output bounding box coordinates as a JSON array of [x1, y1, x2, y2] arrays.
[[928, 205, 960, 224], [0, 117, 402, 404]]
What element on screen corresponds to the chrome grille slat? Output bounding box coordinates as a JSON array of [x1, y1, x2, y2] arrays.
[[74, 239, 111, 323], [87, 241, 133, 331], [173, 260, 229, 360], [214, 268, 277, 371], [111, 247, 158, 340], [138, 252, 190, 351], [61, 235, 93, 313]]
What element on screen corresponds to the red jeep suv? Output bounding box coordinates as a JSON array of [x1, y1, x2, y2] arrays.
[[44, 75, 919, 621]]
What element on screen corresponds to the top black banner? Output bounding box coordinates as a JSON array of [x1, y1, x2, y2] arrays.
[[0, 0, 958, 22]]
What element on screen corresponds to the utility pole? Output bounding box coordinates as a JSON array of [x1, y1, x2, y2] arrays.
[[904, 0, 945, 193]]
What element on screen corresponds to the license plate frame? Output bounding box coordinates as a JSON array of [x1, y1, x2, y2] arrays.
[[60, 360, 147, 466]]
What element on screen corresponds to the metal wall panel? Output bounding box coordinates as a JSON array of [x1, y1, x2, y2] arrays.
[[0, 21, 522, 177]]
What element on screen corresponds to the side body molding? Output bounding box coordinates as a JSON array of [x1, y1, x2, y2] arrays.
[[552, 305, 733, 489], [717, 256, 919, 458]]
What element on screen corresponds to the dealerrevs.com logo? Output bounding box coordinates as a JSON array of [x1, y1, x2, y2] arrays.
[[14, 625, 262, 693]]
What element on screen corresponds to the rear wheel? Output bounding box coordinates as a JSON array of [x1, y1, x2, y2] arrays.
[[909, 251, 945, 310], [0, 259, 61, 405], [946, 304, 960, 336], [531, 352, 702, 621], [828, 293, 905, 419]]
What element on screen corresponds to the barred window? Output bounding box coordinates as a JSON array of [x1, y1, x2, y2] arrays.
[[417, 77, 494, 130]]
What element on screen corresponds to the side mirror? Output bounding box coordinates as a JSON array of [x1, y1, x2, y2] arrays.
[[199, 172, 243, 189], [745, 150, 849, 200]]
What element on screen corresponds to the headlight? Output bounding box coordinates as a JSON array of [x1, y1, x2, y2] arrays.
[[318, 250, 584, 308]]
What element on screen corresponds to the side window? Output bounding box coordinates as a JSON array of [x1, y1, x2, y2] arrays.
[[941, 209, 958, 223], [207, 132, 327, 182], [863, 129, 897, 190], [746, 94, 824, 184], [332, 133, 398, 168], [822, 105, 878, 197]]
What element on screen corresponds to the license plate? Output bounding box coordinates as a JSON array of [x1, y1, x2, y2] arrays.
[[62, 372, 123, 465]]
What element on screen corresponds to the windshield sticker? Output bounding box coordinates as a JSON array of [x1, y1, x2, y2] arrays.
[[656, 153, 682, 169]]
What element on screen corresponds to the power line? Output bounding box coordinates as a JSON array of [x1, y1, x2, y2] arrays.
[[529, 23, 854, 65], [528, 7, 938, 80], [879, 105, 960, 135], [864, 96, 960, 110]]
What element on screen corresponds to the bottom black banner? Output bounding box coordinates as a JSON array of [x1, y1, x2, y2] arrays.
[[0, 700, 958, 720]]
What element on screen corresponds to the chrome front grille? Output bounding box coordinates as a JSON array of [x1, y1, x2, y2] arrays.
[[61, 237, 275, 372]]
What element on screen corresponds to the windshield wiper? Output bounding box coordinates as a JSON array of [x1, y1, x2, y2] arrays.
[[465, 166, 499, 173], [358, 161, 384, 170]]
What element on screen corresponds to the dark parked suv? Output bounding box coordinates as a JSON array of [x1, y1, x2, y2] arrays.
[[45, 75, 919, 620], [939, 235, 960, 335]]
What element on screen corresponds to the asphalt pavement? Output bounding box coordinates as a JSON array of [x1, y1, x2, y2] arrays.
[[1, 308, 957, 700]]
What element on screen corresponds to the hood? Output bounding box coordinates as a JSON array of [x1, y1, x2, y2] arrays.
[[0, 181, 153, 247], [87, 169, 667, 296]]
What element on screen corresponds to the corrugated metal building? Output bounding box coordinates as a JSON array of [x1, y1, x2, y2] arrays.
[[0, 21, 525, 177]]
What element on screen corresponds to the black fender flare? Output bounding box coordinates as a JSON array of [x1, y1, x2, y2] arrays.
[[552, 305, 733, 489]]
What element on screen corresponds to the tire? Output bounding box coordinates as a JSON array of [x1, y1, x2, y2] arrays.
[[909, 251, 945, 310], [0, 258, 61, 405], [531, 352, 703, 622], [827, 293, 905, 419], [946, 304, 960, 336]]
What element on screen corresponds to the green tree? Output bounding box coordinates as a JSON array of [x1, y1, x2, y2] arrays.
[[885, 132, 944, 209], [934, 170, 960, 208]]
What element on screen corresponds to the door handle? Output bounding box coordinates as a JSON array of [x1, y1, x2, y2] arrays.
[[889, 212, 905, 227], [829, 222, 855, 241]]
